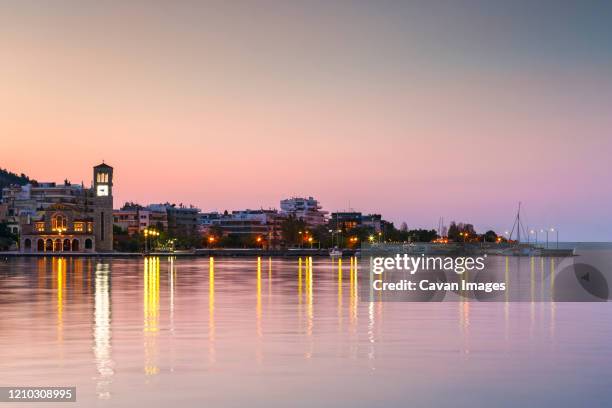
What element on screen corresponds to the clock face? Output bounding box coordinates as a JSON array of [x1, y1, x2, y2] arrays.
[[97, 185, 109, 197]]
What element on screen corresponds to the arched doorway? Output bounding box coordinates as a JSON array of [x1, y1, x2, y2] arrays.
[[45, 239, 53, 252], [24, 238, 32, 251], [63, 239, 71, 251], [85, 238, 93, 250], [72, 239, 80, 252], [37, 239, 44, 252], [54, 239, 62, 252]]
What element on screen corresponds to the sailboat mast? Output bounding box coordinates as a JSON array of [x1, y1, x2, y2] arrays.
[[517, 202, 521, 244]]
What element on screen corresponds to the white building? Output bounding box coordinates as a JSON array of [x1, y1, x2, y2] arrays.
[[280, 196, 327, 226]]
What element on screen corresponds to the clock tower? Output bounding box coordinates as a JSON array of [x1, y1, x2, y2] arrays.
[[93, 163, 114, 251]]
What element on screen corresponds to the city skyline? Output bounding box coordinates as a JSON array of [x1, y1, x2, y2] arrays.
[[1, 1, 611, 240]]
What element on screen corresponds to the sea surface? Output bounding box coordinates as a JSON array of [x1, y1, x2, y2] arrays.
[[0, 256, 611, 407]]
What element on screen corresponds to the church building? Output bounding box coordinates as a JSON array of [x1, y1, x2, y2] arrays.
[[17, 163, 114, 253]]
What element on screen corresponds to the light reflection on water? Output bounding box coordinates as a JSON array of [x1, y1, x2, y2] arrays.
[[0, 256, 611, 407]]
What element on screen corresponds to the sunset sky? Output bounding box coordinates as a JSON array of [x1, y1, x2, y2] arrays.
[[1, 1, 611, 240]]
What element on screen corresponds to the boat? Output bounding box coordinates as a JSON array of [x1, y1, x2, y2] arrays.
[[329, 248, 343, 258]]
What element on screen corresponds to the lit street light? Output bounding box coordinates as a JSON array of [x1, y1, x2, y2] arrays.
[[540, 229, 548, 249], [143, 228, 159, 253], [550, 228, 558, 249]]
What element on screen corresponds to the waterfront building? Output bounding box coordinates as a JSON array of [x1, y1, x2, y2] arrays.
[[113, 205, 168, 235], [113, 208, 140, 235], [7, 163, 115, 253], [329, 212, 383, 233], [202, 209, 284, 247], [198, 211, 222, 234], [141, 209, 168, 232], [149, 203, 200, 236], [330, 212, 362, 231], [1, 181, 87, 236], [361, 214, 382, 232], [280, 196, 328, 226]]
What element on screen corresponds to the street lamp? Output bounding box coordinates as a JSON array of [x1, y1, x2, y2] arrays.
[[530, 229, 537, 247], [144, 228, 149, 253], [143, 228, 159, 253], [540, 229, 548, 249], [550, 228, 558, 249]]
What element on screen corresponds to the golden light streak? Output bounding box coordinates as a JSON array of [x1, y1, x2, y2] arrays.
[[305, 257, 314, 359], [256, 257, 262, 338], [298, 257, 303, 303], [55, 258, 65, 342], [143, 257, 160, 375], [209, 257, 215, 364]]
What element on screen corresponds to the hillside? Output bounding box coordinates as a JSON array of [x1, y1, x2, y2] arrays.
[[0, 167, 31, 198]]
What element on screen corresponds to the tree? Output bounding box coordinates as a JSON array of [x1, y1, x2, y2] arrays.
[[408, 229, 438, 242], [447, 221, 478, 241], [280, 215, 307, 247], [447, 222, 459, 241], [0, 222, 18, 250], [483, 230, 498, 243]]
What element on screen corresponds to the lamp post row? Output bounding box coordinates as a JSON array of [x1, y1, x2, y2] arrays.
[[526, 227, 558, 249], [143, 228, 160, 254]]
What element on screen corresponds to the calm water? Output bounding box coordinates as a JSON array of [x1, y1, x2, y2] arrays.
[[0, 256, 611, 407]]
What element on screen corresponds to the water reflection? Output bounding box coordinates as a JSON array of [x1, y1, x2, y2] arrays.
[[209, 257, 215, 365], [144, 257, 160, 376], [256, 257, 263, 363], [54, 258, 65, 342], [337, 258, 342, 328], [94, 262, 113, 399], [305, 257, 313, 359], [256, 257, 262, 338], [0, 256, 609, 407]]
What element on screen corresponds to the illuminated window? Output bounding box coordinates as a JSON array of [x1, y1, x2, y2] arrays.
[[87, 222, 94, 233], [52, 214, 67, 231], [35, 222, 45, 232], [74, 222, 84, 232]]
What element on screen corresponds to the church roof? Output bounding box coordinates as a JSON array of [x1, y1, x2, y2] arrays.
[[94, 162, 113, 169]]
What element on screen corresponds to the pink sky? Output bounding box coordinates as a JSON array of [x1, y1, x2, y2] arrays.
[[1, 2, 611, 240]]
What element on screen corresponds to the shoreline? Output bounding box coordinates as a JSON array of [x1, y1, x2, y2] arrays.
[[0, 248, 357, 258]]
